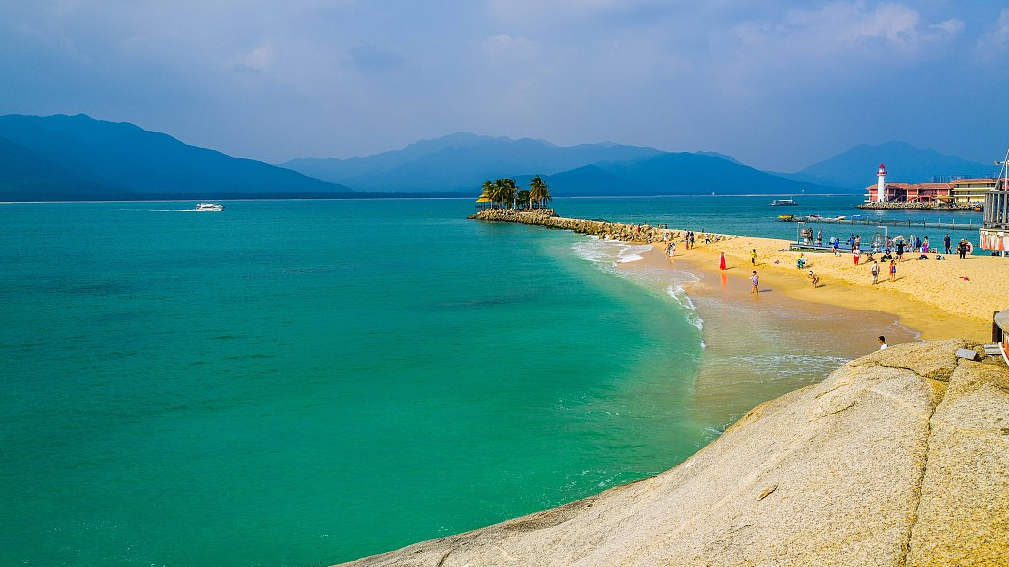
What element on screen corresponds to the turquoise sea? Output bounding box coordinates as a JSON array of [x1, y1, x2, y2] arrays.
[[0, 196, 981, 566]]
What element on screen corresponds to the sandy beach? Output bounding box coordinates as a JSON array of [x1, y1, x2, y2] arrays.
[[650, 231, 1004, 342]]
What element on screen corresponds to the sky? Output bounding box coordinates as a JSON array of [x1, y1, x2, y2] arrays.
[[1, 0, 1008, 171]]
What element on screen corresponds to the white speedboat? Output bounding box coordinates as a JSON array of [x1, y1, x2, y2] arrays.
[[195, 202, 225, 211], [770, 199, 798, 206]]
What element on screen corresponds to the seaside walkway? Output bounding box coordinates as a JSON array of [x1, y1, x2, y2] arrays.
[[796, 217, 980, 231]]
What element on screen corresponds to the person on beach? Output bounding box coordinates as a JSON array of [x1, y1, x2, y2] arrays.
[[808, 270, 820, 288], [750, 249, 757, 265], [871, 261, 880, 285], [879, 336, 888, 350], [896, 240, 905, 261], [944, 234, 952, 254], [958, 239, 968, 259], [719, 252, 726, 270], [889, 259, 897, 281], [922, 236, 929, 253], [750, 270, 759, 294], [853, 248, 860, 265], [816, 229, 822, 246]]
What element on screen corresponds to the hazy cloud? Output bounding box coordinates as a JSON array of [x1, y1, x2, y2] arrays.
[[0, 0, 1005, 170]]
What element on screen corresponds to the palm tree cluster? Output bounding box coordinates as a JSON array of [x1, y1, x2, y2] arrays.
[[481, 176, 552, 209]]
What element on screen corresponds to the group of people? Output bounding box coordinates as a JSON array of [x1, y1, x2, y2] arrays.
[[868, 259, 898, 284]]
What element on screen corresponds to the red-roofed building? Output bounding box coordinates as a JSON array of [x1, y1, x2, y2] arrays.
[[866, 168, 996, 205]]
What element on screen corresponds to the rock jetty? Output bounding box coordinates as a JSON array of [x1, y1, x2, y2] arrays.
[[468, 208, 714, 244], [337, 340, 1009, 566]]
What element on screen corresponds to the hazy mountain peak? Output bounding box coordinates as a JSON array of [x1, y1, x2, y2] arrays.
[[799, 140, 995, 189]]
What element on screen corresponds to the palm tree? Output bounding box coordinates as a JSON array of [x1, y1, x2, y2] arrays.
[[516, 189, 531, 209], [529, 175, 551, 209], [481, 179, 496, 209], [494, 178, 517, 209]]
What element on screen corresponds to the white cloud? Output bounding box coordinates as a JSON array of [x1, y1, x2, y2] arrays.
[[480, 34, 541, 63], [238, 44, 276, 73], [732, 1, 963, 56], [977, 8, 1009, 57]]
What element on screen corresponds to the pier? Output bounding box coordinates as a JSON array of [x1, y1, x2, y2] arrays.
[[791, 216, 979, 231]]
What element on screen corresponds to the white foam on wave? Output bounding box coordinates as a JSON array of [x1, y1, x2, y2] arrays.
[[666, 284, 704, 332], [571, 238, 651, 269], [617, 244, 652, 264], [571, 236, 705, 346]]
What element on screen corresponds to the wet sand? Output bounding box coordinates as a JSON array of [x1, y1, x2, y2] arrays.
[[620, 247, 923, 431], [650, 233, 991, 342]]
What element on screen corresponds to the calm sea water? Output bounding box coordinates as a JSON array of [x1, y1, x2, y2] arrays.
[[0, 196, 980, 566]]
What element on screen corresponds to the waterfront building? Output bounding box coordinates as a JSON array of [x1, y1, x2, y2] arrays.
[[950, 178, 996, 206], [475, 188, 493, 210], [979, 179, 1009, 254], [865, 164, 994, 206]]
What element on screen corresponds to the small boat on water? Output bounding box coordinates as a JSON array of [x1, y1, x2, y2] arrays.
[[777, 214, 796, 222], [770, 199, 798, 206], [195, 202, 225, 212]]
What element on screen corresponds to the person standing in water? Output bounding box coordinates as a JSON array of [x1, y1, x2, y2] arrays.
[[879, 336, 888, 350], [719, 252, 726, 270], [750, 271, 759, 294]]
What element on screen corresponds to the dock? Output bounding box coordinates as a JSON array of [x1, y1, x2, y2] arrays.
[[791, 217, 979, 231]]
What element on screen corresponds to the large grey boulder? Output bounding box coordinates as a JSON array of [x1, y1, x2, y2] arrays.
[[337, 340, 1009, 567]]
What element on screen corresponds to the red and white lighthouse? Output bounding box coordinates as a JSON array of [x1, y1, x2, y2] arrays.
[[877, 164, 887, 203]]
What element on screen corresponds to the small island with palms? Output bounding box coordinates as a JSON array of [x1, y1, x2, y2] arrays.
[[475, 175, 553, 211]]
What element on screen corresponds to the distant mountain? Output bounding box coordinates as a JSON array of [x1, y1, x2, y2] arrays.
[[281, 133, 663, 192], [542, 152, 832, 196], [797, 141, 997, 190], [694, 151, 743, 165], [0, 114, 353, 201]]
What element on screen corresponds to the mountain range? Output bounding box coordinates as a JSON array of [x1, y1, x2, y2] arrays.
[[281, 133, 828, 195], [0, 114, 353, 201], [0, 114, 999, 201]]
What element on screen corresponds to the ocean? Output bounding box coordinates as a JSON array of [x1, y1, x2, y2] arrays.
[[0, 196, 975, 566]]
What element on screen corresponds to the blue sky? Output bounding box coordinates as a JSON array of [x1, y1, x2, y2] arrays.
[[1, 0, 1008, 171]]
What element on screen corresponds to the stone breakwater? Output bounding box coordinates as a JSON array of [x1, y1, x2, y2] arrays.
[[336, 340, 1009, 566], [468, 208, 708, 244]]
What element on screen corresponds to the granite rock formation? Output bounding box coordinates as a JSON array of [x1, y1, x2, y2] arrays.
[[337, 340, 1009, 566]]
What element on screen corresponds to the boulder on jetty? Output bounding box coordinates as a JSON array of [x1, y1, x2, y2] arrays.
[[337, 340, 1009, 567], [468, 209, 681, 244]]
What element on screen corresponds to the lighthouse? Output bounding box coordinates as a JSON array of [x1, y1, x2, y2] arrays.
[[877, 164, 887, 203]]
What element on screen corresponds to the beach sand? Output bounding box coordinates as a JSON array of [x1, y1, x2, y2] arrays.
[[649, 232, 1001, 342], [614, 227, 1004, 430], [619, 247, 922, 432]]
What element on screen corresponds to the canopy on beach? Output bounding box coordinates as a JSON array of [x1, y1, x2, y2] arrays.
[[995, 310, 1009, 333]]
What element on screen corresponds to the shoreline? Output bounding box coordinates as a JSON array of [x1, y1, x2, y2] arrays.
[[648, 233, 990, 341], [470, 209, 999, 341]]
